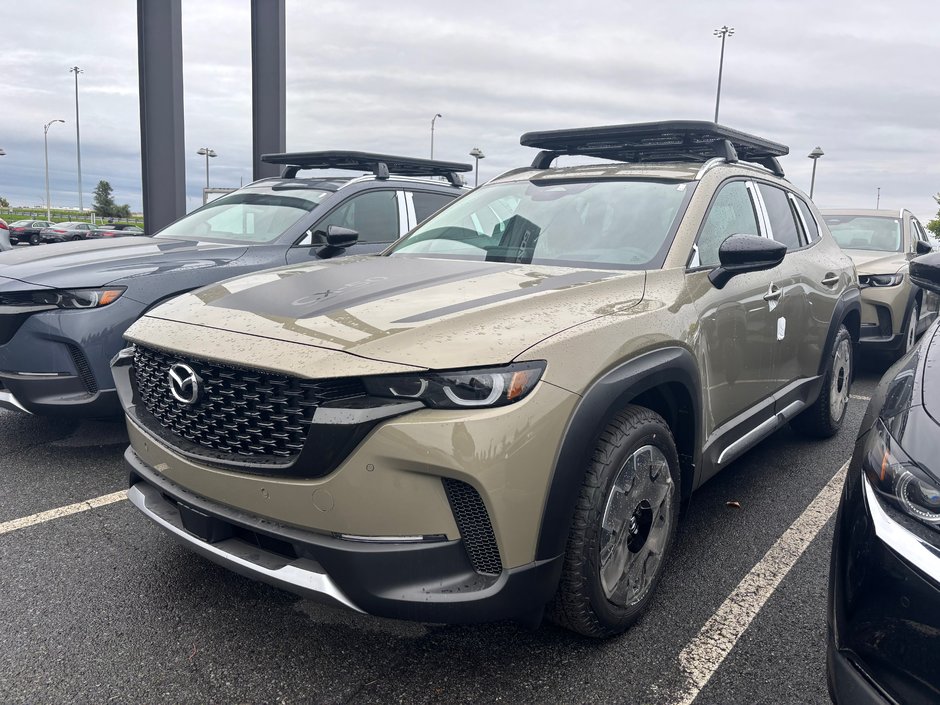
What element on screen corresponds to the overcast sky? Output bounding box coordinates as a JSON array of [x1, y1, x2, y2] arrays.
[[2, 0, 939, 221]]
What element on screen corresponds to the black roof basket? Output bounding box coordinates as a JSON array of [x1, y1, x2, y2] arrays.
[[261, 150, 472, 186], [520, 120, 788, 177]]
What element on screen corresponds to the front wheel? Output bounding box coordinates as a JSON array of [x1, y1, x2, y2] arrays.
[[29, 233, 40, 245], [548, 405, 679, 638], [792, 325, 852, 439], [897, 301, 920, 360]]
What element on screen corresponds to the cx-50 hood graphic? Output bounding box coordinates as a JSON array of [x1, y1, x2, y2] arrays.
[[141, 256, 647, 370]]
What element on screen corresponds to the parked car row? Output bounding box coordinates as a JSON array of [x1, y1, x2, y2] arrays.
[[3, 219, 145, 245], [1, 121, 938, 703]]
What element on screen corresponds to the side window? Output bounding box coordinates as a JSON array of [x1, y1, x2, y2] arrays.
[[757, 184, 801, 250], [314, 190, 399, 243], [411, 191, 455, 224], [695, 181, 761, 268], [794, 198, 819, 242]]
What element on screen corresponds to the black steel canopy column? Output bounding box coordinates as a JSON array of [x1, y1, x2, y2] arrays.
[[251, 0, 286, 181], [137, 0, 186, 235]]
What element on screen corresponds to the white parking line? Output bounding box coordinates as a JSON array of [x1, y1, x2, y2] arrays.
[[0, 490, 126, 536], [850, 394, 871, 401], [658, 460, 849, 705]]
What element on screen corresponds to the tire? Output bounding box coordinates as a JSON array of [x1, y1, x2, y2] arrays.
[[29, 233, 40, 246], [792, 325, 852, 439], [71, 235, 82, 241], [548, 405, 680, 638]]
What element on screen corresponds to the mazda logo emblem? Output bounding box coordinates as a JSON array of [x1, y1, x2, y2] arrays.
[[168, 363, 201, 405]]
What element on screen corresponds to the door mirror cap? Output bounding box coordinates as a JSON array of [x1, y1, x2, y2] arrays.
[[910, 251, 940, 295], [915, 239, 933, 256], [312, 224, 359, 258], [708, 235, 787, 289]]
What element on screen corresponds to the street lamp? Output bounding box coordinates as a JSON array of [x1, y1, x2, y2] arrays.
[[807, 146, 824, 199], [197, 147, 217, 189], [469, 147, 485, 187], [0, 148, 6, 156], [713, 26, 735, 123], [44, 119, 66, 221], [69, 66, 84, 212], [430, 113, 443, 159]]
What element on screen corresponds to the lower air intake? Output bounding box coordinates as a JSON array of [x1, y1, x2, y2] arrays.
[[442, 478, 503, 576], [67, 344, 98, 394]]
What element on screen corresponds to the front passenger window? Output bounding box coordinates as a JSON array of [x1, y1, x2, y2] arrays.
[[313, 190, 400, 243], [695, 181, 760, 267]]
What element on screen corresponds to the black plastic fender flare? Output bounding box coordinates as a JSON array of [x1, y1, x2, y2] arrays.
[[820, 288, 862, 375], [535, 346, 701, 561]]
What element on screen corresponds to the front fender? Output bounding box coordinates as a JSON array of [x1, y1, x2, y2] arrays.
[[534, 346, 701, 561]]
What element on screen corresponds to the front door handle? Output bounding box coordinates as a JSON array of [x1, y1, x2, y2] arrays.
[[763, 286, 781, 302], [822, 273, 840, 287]]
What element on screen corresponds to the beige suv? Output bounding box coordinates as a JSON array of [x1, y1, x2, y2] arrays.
[[114, 122, 860, 637], [822, 208, 939, 359]]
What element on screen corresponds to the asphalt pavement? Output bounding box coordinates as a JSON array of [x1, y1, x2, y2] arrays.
[[0, 366, 884, 705]]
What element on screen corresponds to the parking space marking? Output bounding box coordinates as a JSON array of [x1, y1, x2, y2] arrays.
[[661, 460, 849, 705], [850, 394, 871, 401], [0, 490, 126, 536]]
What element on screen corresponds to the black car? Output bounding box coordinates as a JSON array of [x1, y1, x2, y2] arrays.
[[828, 251, 940, 704], [39, 221, 98, 243], [87, 224, 146, 239], [7, 219, 55, 245], [0, 151, 469, 416]]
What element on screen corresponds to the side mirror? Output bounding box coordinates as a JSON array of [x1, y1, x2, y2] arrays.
[[314, 224, 359, 259], [708, 235, 787, 289], [324, 224, 359, 248], [910, 251, 940, 295], [915, 240, 933, 255]]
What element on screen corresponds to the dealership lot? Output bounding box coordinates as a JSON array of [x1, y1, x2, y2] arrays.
[[0, 367, 882, 705]]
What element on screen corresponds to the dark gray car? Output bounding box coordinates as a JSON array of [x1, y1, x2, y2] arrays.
[[40, 221, 98, 243], [0, 151, 470, 415]]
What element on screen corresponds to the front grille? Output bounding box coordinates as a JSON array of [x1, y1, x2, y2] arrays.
[[442, 478, 503, 576], [67, 344, 98, 394], [133, 345, 366, 460]]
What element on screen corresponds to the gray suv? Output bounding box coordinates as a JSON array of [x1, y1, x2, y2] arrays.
[[0, 152, 470, 416]]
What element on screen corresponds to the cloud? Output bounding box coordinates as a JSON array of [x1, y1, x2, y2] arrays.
[[1, 0, 939, 221]]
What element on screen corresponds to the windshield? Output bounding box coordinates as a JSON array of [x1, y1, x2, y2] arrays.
[[388, 179, 692, 269], [155, 186, 330, 244], [824, 215, 902, 252]]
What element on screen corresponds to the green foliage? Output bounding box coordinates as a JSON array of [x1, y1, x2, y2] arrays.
[[928, 193, 940, 242], [92, 180, 132, 219], [0, 196, 8, 208]]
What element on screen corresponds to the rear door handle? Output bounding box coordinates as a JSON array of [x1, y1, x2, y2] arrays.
[[822, 273, 840, 287]]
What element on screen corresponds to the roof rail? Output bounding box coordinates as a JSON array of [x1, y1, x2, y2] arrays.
[[521, 120, 788, 177], [261, 150, 472, 186]]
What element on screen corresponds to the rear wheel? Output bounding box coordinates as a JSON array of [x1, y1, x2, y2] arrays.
[[792, 325, 852, 438], [548, 405, 679, 638]]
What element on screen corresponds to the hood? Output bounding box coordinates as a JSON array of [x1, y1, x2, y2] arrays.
[[0, 237, 249, 289], [143, 255, 646, 369], [844, 249, 909, 274]]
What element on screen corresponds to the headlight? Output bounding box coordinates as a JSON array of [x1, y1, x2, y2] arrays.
[[362, 361, 546, 409], [863, 418, 940, 529], [859, 273, 904, 288], [0, 287, 126, 309]]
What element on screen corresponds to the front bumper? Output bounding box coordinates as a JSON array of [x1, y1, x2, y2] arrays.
[[858, 283, 912, 349], [828, 440, 940, 704], [0, 295, 145, 415], [127, 446, 563, 623]]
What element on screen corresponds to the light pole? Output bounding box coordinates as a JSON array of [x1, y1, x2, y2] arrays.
[[430, 113, 442, 159], [807, 146, 824, 199], [876, 187, 881, 209], [469, 147, 485, 187], [44, 119, 66, 221], [69, 66, 84, 212], [197, 147, 217, 189], [713, 26, 735, 123]]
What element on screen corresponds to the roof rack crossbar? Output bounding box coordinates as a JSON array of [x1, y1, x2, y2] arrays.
[[262, 150, 472, 186], [521, 120, 787, 176]]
